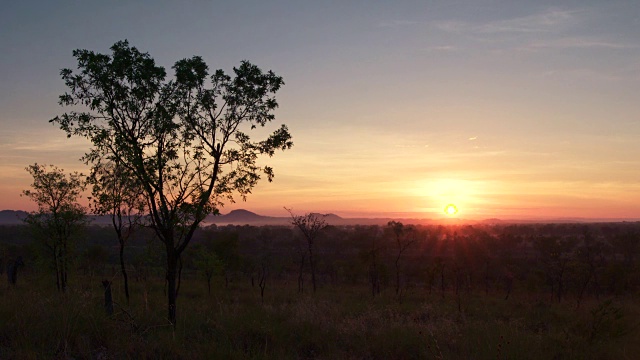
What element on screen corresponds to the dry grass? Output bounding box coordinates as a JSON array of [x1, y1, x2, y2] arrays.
[[1, 272, 638, 359]]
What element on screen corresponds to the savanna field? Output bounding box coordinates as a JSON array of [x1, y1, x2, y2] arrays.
[[1, 222, 640, 359], [5, 2, 640, 359]]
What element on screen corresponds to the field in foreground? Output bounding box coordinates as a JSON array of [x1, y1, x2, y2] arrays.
[[1, 272, 638, 359]]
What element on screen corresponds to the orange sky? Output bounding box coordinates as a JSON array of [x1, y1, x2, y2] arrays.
[[2, 2, 640, 220]]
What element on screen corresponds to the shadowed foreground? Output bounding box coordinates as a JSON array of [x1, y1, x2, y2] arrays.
[[1, 272, 638, 359]]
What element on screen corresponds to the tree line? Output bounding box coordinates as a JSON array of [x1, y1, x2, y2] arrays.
[[5, 220, 640, 311]]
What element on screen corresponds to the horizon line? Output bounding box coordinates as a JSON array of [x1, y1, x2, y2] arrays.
[[2, 208, 640, 224]]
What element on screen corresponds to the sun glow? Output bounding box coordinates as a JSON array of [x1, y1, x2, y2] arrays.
[[444, 204, 458, 216]]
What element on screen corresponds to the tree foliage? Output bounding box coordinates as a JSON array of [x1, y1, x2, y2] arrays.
[[50, 40, 292, 324], [192, 244, 223, 295], [22, 163, 88, 292]]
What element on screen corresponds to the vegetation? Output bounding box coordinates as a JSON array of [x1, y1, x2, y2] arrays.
[[88, 160, 146, 304], [21, 164, 88, 292], [50, 40, 293, 324], [287, 210, 328, 294], [1, 222, 640, 358]]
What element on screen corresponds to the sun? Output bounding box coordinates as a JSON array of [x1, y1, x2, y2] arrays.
[[444, 204, 458, 216]]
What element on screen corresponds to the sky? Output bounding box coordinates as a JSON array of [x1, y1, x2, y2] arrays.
[[2, 0, 640, 220]]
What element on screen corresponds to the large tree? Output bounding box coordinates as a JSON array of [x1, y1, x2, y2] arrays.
[[22, 164, 88, 292], [51, 40, 293, 324]]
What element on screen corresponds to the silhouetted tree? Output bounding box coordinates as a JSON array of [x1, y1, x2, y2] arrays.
[[608, 231, 640, 293], [287, 209, 328, 293], [295, 235, 307, 293], [534, 235, 577, 302], [258, 236, 271, 304], [6, 256, 24, 286], [192, 244, 222, 295], [22, 164, 88, 292], [88, 160, 146, 304], [386, 221, 416, 296], [367, 228, 383, 297], [51, 41, 292, 324], [102, 280, 114, 315], [209, 231, 241, 288]]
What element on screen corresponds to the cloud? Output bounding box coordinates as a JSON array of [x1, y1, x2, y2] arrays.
[[523, 37, 638, 50], [478, 9, 581, 34], [426, 45, 457, 52], [432, 20, 470, 33], [377, 19, 419, 28], [433, 8, 584, 35]]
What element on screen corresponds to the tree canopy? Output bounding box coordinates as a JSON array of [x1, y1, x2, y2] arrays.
[[51, 40, 293, 324], [22, 163, 88, 292]]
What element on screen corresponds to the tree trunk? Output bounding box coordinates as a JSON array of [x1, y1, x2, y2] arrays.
[[62, 241, 68, 292], [259, 263, 267, 304], [484, 260, 490, 295], [309, 247, 317, 293], [119, 242, 130, 304], [298, 254, 305, 293], [395, 256, 401, 296], [176, 256, 183, 298], [54, 250, 61, 291], [166, 253, 178, 326], [440, 264, 445, 299], [102, 280, 114, 315]]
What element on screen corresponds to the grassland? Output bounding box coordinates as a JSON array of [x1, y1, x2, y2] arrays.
[[1, 270, 638, 359]]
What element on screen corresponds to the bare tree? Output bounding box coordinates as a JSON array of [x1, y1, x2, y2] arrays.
[[386, 221, 416, 296], [88, 160, 146, 304], [286, 208, 328, 294]]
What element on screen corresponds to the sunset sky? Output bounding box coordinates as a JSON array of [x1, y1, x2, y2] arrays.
[[2, 1, 640, 220]]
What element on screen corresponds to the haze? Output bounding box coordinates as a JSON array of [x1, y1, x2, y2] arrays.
[[2, 1, 640, 220]]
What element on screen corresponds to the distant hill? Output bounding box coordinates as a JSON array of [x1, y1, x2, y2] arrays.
[[207, 209, 273, 224], [204, 210, 351, 226], [0, 210, 28, 225]]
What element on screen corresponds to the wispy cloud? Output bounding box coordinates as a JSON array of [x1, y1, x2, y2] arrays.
[[478, 9, 581, 34], [433, 8, 584, 35], [425, 45, 457, 52], [377, 19, 419, 28], [523, 37, 638, 50]]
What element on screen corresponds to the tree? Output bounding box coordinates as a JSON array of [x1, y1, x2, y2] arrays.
[[385, 221, 416, 296], [192, 244, 223, 295], [258, 235, 272, 304], [208, 229, 241, 289], [88, 160, 146, 304], [534, 235, 577, 302], [51, 40, 293, 324], [357, 226, 383, 297], [286, 209, 328, 293], [22, 164, 88, 292]]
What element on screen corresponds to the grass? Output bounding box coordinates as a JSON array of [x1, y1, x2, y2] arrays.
[[1, 271, 639, 359]]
